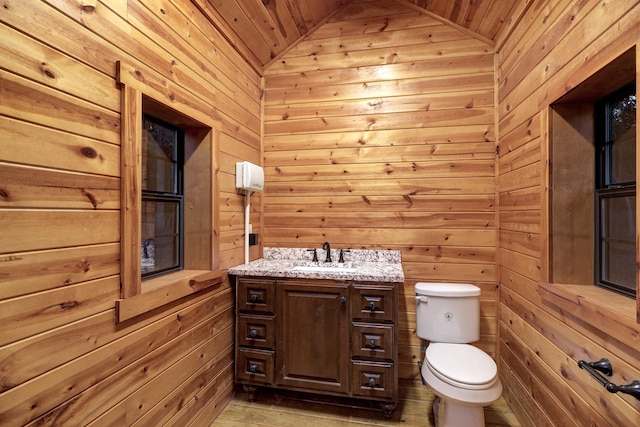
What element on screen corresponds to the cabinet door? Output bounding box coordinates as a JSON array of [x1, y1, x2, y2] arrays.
[[276, 281, 349, 394]]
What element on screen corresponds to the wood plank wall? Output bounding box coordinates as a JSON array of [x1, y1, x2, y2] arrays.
[[497, 0, 640, 426], [0, 0, 261, 425], [6, 0, 639, 425], [262, 0, 497, 381]]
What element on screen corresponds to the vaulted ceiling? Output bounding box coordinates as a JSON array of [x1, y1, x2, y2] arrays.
[[195, 0, 525, 72]]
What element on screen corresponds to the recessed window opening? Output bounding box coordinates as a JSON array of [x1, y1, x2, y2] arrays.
[[549, 47, 636, 299], [116, 60, 221, 321], [141, 114, 185, 278]]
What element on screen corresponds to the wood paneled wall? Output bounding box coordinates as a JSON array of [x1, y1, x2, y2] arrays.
[[497, 0, 640, 426], [262, 0, 497, 381], [6, 0, 639, 425], [0, 0, 261, 425]]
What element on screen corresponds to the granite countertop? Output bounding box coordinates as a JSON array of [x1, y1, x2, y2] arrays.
[[228, 247, 404, 283]]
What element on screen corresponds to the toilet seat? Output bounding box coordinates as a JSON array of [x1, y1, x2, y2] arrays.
[[425, 343, 497, 390]]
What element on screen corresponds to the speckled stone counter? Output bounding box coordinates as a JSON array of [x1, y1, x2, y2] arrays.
[[228, 247, 404, 283]]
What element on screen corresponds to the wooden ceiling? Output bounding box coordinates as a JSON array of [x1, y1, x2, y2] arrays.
[[196, 0, 524, 72]]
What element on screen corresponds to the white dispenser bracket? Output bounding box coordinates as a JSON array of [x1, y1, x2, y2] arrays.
[[235, 161, 264, 264]]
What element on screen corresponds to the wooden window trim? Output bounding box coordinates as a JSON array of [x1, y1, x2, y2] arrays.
[[115, 60, 221, 323], [539, 46, 640, 342]]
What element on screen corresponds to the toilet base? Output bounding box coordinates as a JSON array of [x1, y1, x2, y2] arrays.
[[421, 355, 501, 427], [436, 398, 485, 427]]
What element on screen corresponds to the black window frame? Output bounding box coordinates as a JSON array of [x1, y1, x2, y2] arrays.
[[594, 82, 636, 298], [141, 113, 185, 279]]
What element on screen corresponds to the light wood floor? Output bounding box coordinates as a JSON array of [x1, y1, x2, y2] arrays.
[[211, 379, 521, 426]]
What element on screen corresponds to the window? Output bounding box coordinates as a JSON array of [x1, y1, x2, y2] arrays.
[[595, 84, 636, 297], [548, 47, 637, 299], [116, 60, 222, 322], [142, 115, 184, 278]]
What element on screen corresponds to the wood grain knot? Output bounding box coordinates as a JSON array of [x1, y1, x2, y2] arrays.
[[82, 189, 98, 208], [80, 146, 97, 158], [40, 63, 56, 79], [60, 301, 80, 310], [80, 1, 96, 13]]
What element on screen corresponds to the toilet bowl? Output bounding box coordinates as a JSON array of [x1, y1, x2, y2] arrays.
[[421, 343, 502, 427]]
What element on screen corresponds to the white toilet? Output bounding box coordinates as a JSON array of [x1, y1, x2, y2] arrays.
[[415, 282, 502, 427]]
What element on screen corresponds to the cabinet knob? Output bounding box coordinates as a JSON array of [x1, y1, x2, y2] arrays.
[[249, 329, 258, 338], [369, 301, 377, 311], [340, 296, 347, 304], [369, 340, 377, 349], [249, 364, 258, 373], [368, 378, 376, 388], [250, 294, 258, 303]]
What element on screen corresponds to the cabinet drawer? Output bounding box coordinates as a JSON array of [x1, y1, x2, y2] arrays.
[[351, 360, 396, 399], [351, 322, 394, 360], [351, 285, 395, 322], [236, 348, 275, 385], [237, 315, 275, 349], [237, 278, 276, 314]]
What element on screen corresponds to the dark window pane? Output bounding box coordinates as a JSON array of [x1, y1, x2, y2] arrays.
[[598, 193, 636, 294], [140, 114, 184, 279], [608, 90, 636, 185], [599, 85, 636, 188], [142, 117, 178, 194], [141, 200, 180, 275]]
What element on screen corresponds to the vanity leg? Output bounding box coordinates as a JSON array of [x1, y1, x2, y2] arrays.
[[380, 401, 397, 418], [243, 384, 258, 401]]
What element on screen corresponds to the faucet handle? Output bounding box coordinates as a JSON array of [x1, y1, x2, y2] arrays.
[[338, 249, 351, 263], [307, 248, 318, 262]]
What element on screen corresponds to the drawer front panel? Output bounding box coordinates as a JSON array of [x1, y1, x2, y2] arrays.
[[237, 315, 275, 349], [238, 278, 276, 313], [236, 348, 275, 385], [351, 285, 395, 322], [351, 360, 396, 399], [351, 322, 394, 360]]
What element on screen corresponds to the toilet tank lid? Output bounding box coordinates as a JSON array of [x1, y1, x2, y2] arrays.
[[415, 282, 480, 297]]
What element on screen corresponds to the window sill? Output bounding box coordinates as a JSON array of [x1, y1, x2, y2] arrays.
[[538, 282, 638, 346], [116, 269, 223, 323]]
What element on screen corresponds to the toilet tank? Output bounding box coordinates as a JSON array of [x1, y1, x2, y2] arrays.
[[415, 282, 481, 343]]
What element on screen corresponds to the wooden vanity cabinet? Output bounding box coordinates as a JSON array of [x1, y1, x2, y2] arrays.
[[234, 276, 399, 416]]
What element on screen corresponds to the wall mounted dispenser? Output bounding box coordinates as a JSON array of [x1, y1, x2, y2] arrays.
[[235, 161, 264, 192]]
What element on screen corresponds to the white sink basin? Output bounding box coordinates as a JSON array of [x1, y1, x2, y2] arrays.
[[292, 265, 358, 273]]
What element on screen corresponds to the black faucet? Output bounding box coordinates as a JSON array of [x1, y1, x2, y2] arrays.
[[322, 241, 332, 263]]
